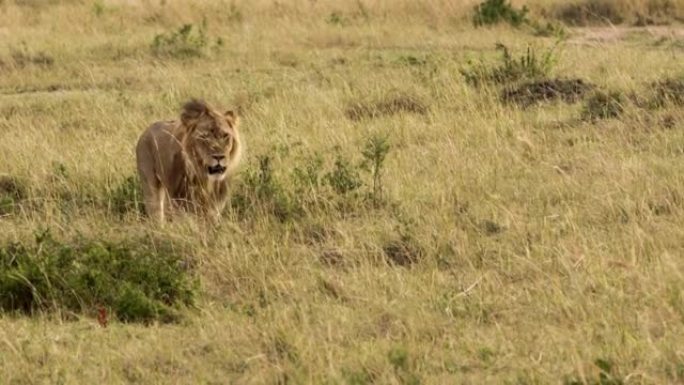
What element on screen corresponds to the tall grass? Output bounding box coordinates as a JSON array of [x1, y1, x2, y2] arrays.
[[1, 0, 684, 384]]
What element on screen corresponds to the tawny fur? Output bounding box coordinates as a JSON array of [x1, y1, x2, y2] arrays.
[[135, 99, 243, 223]]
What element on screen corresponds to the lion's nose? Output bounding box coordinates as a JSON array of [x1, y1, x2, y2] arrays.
[[213, 155, 225, 161]]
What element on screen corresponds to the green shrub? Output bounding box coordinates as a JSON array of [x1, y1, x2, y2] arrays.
[[231, 155, 297, 222], [530, 20, 568, 38], [473, 0, 529, 27], [361, 134, 391, 206], [232, 142, 395, 221], [462, 43, 559, 86], [0, 230, 197, 323], [151, 21, 221, 58], [325, 156, 363, 195]]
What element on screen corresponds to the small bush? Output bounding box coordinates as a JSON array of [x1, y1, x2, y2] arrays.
[[231, 155, 297, 222], [345, 93, 428, 121], [151, 21, 221, 58], [530, 20, 568, 38], [0, 230, 197, 323], [462, 43, 559, 86], [292, 155, 324, 195], [361, 134, 391, 205], [232, 142, 395, 221], [473, 0, 529, 27], [502, 78, 594, 107], [325, 156, 363, 196], [582, 90, 625, 120]]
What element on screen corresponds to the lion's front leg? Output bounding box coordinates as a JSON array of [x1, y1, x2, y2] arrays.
[[141, 180, 165, 223], [204, 191, 229, 225]]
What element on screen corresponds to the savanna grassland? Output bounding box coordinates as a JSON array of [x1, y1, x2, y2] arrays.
[[1, 0, 684, 383]]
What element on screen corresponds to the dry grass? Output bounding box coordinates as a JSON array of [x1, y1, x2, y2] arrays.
[[1, 0, 684, 383]]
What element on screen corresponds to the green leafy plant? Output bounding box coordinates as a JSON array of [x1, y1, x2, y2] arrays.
[[473, 0, 529, 27], [325, 156, 363, 195], [151, 21, 216, 58], [462, 43, 559, 86], [361, 134, 391, 205], [0, 230, 197, 323], [231, 155, 296, 222]]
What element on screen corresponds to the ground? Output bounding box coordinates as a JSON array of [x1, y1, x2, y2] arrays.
[[1, 0, 684, 384]]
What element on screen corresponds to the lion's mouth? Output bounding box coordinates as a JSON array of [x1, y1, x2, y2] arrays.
[[207, 165, 227, 175]]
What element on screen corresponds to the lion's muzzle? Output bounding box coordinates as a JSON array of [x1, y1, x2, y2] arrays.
[[208, 164, 227, 175], [207, 154, 227, 175]]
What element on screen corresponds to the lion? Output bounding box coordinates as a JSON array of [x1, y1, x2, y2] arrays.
[[135, 99, 243, 223]]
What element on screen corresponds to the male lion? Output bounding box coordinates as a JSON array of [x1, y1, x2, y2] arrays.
[[136, 99, 243, 222]]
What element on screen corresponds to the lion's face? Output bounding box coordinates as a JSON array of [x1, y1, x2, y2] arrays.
[[181, 101, 240, 181]]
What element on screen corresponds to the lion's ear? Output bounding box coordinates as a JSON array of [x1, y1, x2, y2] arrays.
[[181, 99, 208, 126], [225, 110, 240, 127]]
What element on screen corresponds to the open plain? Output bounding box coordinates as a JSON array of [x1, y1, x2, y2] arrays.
[[1, 0, 684, 383]]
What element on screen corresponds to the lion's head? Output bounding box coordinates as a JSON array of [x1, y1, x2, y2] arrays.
[[179, 99, 242, 182]]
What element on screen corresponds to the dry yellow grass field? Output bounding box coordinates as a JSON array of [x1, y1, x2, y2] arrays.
[[1, 0, 684, 383]]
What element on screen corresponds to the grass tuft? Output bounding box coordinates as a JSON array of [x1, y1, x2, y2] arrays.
[[582, 90, 626, 120], [345, 93, 428, 121], [502, 78, 594, 107]]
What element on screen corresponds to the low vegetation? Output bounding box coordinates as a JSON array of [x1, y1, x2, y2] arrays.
[[1, 0, 683, 383], [461, 43, 560, 86], [151, 20, 223, 58], [551, 0, 684, 26], [0, 230, 196, 323], [502, 78, 594, 106], [473, 0, 530, 27], [582, 89, 626, 120]]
